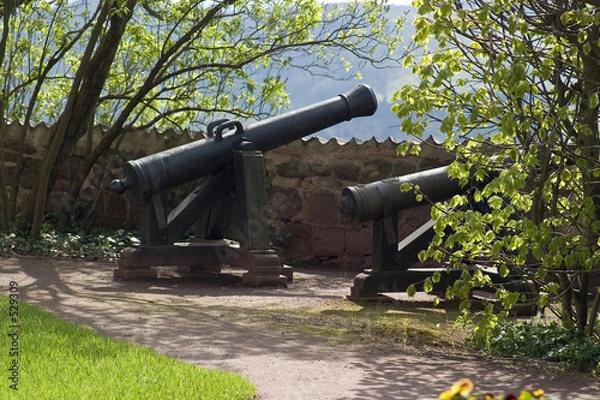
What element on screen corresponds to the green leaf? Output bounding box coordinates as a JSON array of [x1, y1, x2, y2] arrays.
[[400, 182, 413, 192], [590, 92, 599, 108], [407, 284, 416, 297], [431, 206, 442, 220], [545, 282, 560, 293], [538, 294, 549, 308], [423, 277, 433, 293], [396, 142, 410, 155], [459, 299, 471, 311]]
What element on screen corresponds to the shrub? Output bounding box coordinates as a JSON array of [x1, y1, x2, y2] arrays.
[[471, 321, 600, 373], [0, 224, 139, 260]]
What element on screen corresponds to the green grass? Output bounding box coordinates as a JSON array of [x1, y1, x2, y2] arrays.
[[0, 296, 256, 399], [262, 299, 467, 351]]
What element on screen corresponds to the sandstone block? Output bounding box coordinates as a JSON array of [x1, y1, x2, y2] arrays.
[[345, 228, 373, 256], [267, 186, 302, 220], [277, 160, 331, 178], [359, 159, 393, 182], [305, 191, 339, 226], [312, 227, 345, 257], [334, 162, 360, 181], [277, 222, 312, 259]]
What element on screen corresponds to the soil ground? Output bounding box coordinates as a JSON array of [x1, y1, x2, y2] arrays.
[[1, 256, 598, 399]]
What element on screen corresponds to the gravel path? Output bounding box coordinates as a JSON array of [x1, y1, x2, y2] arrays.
[[1, 256, 598, 399]]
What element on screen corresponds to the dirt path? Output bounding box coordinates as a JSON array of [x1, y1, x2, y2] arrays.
[[1, 256, 598, 399]]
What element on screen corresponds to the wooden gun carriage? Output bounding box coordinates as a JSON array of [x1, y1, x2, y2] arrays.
[[111, 84, 378, 285]]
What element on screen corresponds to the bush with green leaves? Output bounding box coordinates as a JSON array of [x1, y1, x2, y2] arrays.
[[472, 320, 600, 374], [394, 0, 600, 335], [0, 224, 139, 260]]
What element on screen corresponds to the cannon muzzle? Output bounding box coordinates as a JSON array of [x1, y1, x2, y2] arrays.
[[338, 84, 379, 118], [339, 166, 469, 223], [111, 84, 377, 197]]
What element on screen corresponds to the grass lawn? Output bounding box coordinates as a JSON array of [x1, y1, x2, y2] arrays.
[[261, 297, 467, 351], [0, 295, 256, 399]]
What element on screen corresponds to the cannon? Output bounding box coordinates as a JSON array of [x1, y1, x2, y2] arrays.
[[339, 165, 466, 223], [339, 164, 512, 299], [111, 84, 377, 285]]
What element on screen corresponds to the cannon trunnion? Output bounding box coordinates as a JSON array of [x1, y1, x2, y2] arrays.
[[112, 84, 377, 285]]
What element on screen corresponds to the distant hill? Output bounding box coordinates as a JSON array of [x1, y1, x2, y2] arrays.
[[285, 4, 419, 142]]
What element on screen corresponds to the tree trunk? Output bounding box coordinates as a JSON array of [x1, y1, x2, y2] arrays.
[[27, 0, 136, 237], [574, 273, 589, 331], [0, 10, 13, 230], [558, 273, 573, 329], [0, 120, 9, 231], [56, 0, 237, 228], [587, 287, 600, 336], [569, 29, 600, 331]]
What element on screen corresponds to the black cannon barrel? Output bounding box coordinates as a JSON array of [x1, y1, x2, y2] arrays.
[[111, 84, 377, 198], [339, 165, 471, 223]]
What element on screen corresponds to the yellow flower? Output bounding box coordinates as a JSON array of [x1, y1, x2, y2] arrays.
[[532, 389, 545, 399], [450, 379, 474, 397]]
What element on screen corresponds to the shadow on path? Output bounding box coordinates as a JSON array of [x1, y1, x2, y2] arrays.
[[1, 256, 597, 399]]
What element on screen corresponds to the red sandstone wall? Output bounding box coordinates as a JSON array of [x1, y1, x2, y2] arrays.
[[2, 122, 454, 270], [264, 137, 453, 270]]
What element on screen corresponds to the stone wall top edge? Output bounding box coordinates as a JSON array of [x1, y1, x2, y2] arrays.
[[5, 120, 446, 154], [300, 134, 443, 147], [6, 120, 202, 138], [7, 120, 54, 129], [5, 120, 443, 143]]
